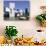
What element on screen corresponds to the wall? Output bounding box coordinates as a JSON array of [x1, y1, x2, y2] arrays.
[[31, 0, 46, 31], [0, 0, 46, 37]]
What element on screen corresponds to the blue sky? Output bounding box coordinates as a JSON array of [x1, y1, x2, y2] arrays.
[[4, 1, 30, 11], [4, 0, 29, 1]]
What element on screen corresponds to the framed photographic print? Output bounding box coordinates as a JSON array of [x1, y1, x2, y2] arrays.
[[4, 0, 30, 21]]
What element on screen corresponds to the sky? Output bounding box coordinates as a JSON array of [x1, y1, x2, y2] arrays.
[[4, 0, 29, 1], [4, 1, 30, 11]]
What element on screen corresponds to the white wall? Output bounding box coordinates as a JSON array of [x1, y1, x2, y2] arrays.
[[31, 0, 46, 31], [0, 0, 46, 37]]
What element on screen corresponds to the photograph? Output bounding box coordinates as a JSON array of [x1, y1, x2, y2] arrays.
[[4, 0, 30, 21]]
